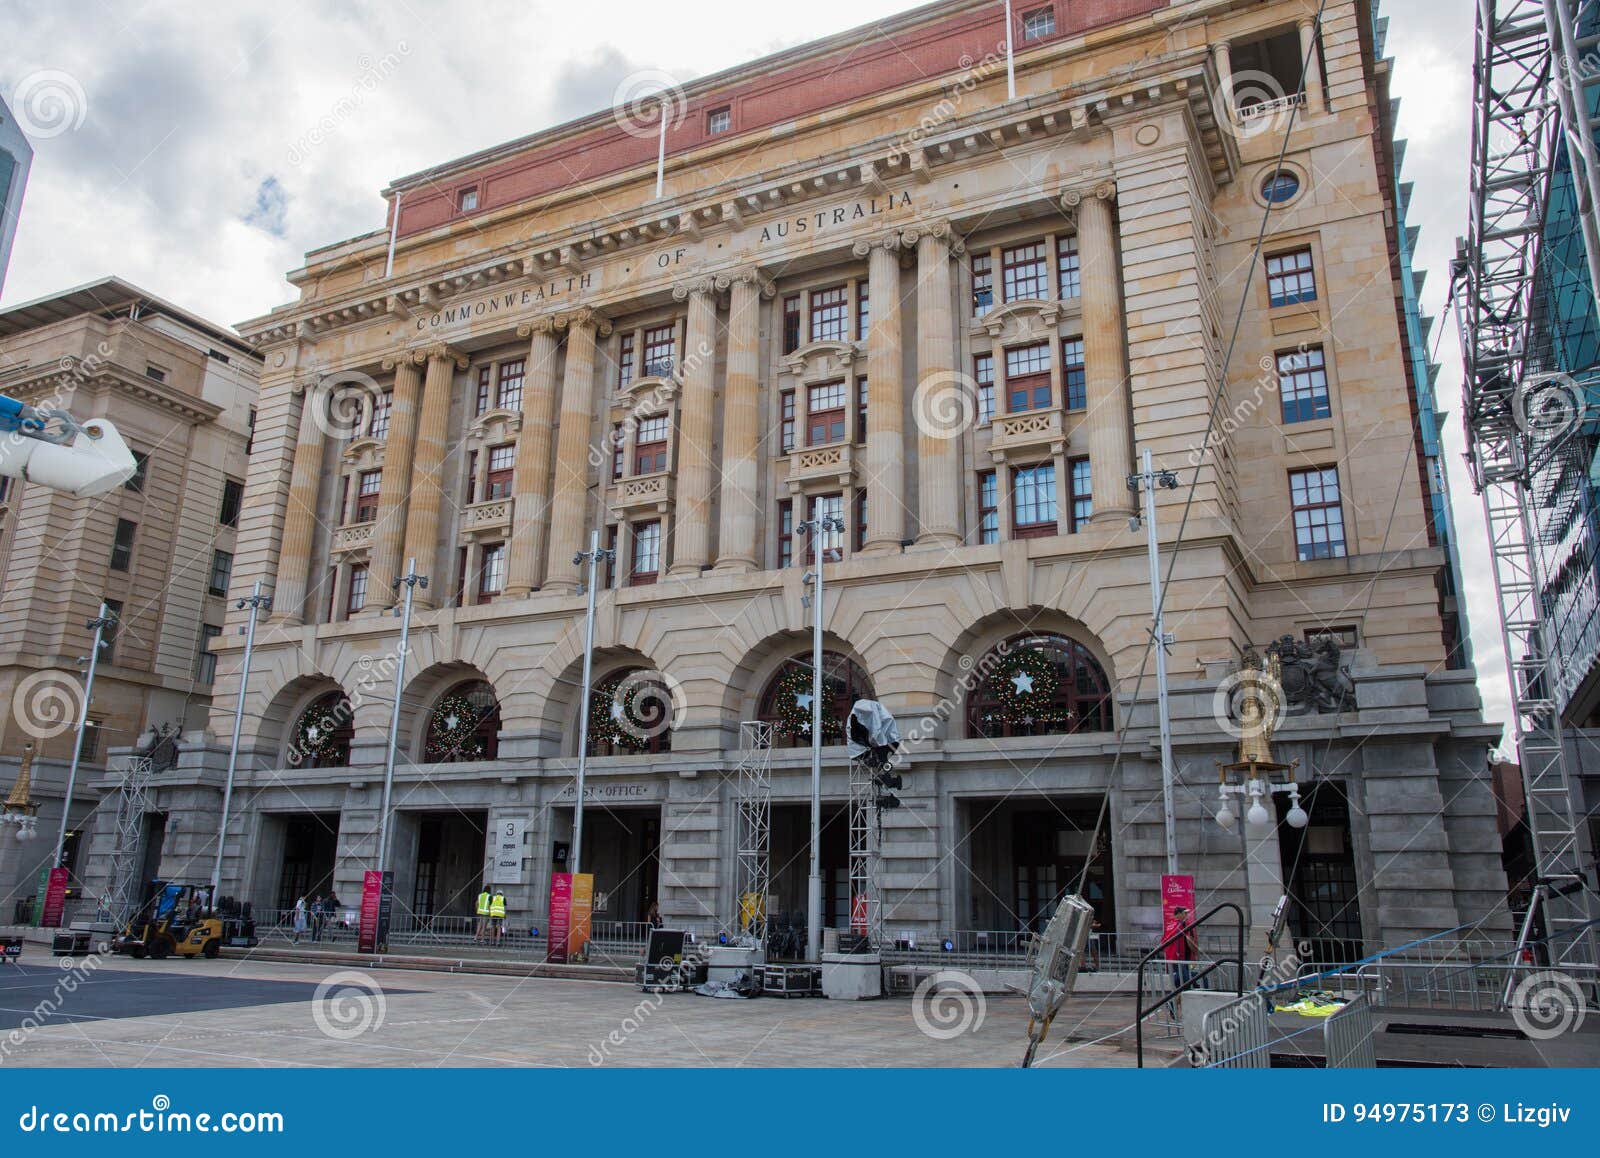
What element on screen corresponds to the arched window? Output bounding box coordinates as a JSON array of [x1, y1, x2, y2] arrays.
[[757, 651, 874, 748], [424, 680, 500, 762], [587, 667, 674, 756], [966, 634, 1113, 739], [287, 689, 353, 768]]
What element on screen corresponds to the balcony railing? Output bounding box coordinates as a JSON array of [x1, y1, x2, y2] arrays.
[[460, 497, 513, 533], [988, 408, 1064, 461], [332, 521, 374, 550], [786, 442, 854, 489], [614, 470, 673, 513]]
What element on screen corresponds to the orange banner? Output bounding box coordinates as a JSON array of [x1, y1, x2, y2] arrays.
[[568, 872, 594, 962]]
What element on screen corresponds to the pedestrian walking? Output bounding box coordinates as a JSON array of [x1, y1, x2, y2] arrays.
[[292, 896, 308, 944], [475, 884, 492, 943], [1170, 905, 1201, 991], [309, 893, 324, 942]]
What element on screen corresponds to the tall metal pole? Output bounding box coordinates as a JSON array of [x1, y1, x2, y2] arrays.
[[377, 558, 424, 875], [54, 601, 114, 870], [1004, 0, 1016, 100], [571, 528, 605, 875], [800, 514, 841, 962], [1137, 449, 1179, 875], [213, 581, 270, 895]]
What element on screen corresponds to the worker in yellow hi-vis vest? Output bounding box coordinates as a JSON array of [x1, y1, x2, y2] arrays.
[[489, 889, 507, 945], [475, 885, 492, 943]]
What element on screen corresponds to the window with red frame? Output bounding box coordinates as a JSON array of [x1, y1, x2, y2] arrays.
[[978, 471, 999, 544], [475, 366, 492, 416], [496, 359, 524, 411], [807, 381, 846, 446], [464, 450, 478, 504], [346, 564, 369, 615], [634, 414, 669, 474], [972, 253, 994, 315], [631, 520, 661, 585], [485, 444, 515, 499], [777, 499, 794, 567], [454, 547, 468, 607], [355, 469, 381, 522], [368, 390, 392, 439], [1012, 463, 1057, 538], [1068, 456, 1092, 531], [477, 542, 506, 603], [854, 378, 868, 444], [810, 285, 849, 343], [617, 333, 635, 388], [643, 324, 675, 378], [856, 285, 870, 340], [975, 354, 995, 424], [1005, 344, 1051, 412], [1002, 241, 1047, 302], [782, 295, 801, 354], [779, 390, 796, 453], [610, 423, 624, 480]]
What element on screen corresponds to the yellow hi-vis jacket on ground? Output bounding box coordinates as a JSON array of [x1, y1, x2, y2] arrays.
[[476, 891, 491, 917], [489, 892, 507, 919]]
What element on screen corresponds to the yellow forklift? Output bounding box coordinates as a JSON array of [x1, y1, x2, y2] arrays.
[[112, 882, 256, 960]]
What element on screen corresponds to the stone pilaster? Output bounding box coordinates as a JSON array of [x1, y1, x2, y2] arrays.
[[271, 382, 326, 623], [1070, 185, 1135, 522], [545, 309, 610, 594], [909, 222, 962, 547], [855, 230, 907, 551], [398, 344, 467, 607], [668, 278, 719, 577], [504, 317, 562, 597], [1298, 17, 1324, 112], [370, 354, 423, 610], [714, 269, 770, 571]]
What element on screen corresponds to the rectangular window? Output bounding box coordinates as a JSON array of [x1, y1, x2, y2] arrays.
[[457, 188, 478, 212], [110, 519, 137, 571], [496, 359, 525, 411], [782, 295, 802, 354], [355, 469, 381, 522], [777, 499, 795, 568], [464, 450, 479, 505], [486, 444, 516, 499], [604, 525, 619, 589], [972, 254, 994, 316], [219, 478, 244, 528], [854, 378, 868, 445], [631, 520, 661, 585], [1012, 463, 1057, 538], [368, 390, 392, 440], [1278, 346, 1331, 423], [1290, 467, 1347, 560], [1069, 456, 1093, 531], [807, 381, 847, 446], [478, 542, 506, 603], [347, 564, 369, 614], [635, 414, 670, 474], [1005, 343, 1052, 412], [454, 547, 469, 607], [126, 451, 149, 493], [1057, 235, 1081, 299], [1266, 247, 1317, 307], [610, 423, 624, 481], [475, 366, 492, 416], [245, 408, 256, 455], [810, 493, 844, 562], [1002, 241, 1047, 302], [810, 285, 849, 343], [854, 489, 868, 552], [643, 324, 676, 378], [1022, 5, 1055, 40], [0, 476, 11, 503], [78, 721, 102, 762], [196, 623, 221, 684], [978, 471, 999, 544], [779, 390, 796, 454], [1062, 338, 1086, 410], [618, 332, 635, 388], [856, 286, 870, 341], [145, 364, 167, 383], [975, 354, 996, 425], [101, 599, 124, 665], [707, 105, 731, 135], [209, 549, 234, 596]]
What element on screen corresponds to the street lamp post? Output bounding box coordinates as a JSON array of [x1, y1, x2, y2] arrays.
[[1130, 449, 1180, 875], [797, 512, 844, 963], [570, 529, 614, 875], [376, 559, 426, 876], [212, 581, 271, 896], [54, 602, 116, 870]]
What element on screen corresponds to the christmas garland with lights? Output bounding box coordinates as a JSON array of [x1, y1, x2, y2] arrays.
[[425, 689, 494, 762], [586, 671, 670, 754], [977, 646, 1071, 730], [289, 694, 352, 767], [770, 663, 847, 742]]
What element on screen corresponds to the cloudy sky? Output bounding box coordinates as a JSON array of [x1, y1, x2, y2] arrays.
[[0, 0, 1504, 729]]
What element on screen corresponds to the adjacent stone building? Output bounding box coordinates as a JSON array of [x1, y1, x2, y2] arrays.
[[107, 0, 1507, 955], [0, 278, 259, 918]]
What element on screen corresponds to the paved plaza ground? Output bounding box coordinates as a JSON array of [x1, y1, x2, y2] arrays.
[[0, 954, 1144, 1068]]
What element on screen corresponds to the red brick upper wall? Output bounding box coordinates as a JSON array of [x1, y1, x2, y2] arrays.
[[392, 0, 1168, 239]]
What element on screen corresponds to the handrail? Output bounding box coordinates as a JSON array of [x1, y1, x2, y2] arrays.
[[1135, 902, 1245, 1068]]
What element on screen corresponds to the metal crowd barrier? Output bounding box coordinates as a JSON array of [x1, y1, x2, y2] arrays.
[[1198, 993, 1272, 1068], [1324, 993, 1376, 1067]]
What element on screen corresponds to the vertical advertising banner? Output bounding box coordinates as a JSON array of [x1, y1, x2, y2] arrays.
[[358, 870, 392, 954], [850, 893, 869, 935], [493, 818, 526, 885], [569, 872, 594, 962], [1161, 873, 1196, 961], [40, 867, 69, 929], [547, 872, 572, 964]]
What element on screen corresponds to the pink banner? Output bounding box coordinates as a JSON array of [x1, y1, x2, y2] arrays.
[[547, 873, 572, 964], [1161, 873, 1196, 961]]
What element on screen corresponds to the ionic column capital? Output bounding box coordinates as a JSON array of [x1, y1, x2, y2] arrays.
[[720, 267, 776, 297], [418, 342, 469, 370], [671, 275, 722, 303], [516, 315, 562, 339], [1059, 180, 1117, 212], [902, 219, 965, 255], [558, 306, 612, 338], [851, 229, 907, 258]]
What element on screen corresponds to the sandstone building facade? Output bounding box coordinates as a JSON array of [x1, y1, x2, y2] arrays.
[[102, 0, 1506, 954]]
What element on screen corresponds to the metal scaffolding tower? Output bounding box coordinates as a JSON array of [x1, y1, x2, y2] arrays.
[[734, 721, 774, 945], [97, 755, 156, 929], [1459, 0, 1599, 975], [847, 753, 885, 947]]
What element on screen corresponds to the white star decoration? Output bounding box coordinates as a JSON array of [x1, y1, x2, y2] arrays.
[[443, 713, 459, 731], [306, 726, 320, 742], [795, 692, 814, 711], [610, 700, 626, 722], [799, 720, 812, 734], [1011, 671, 1034, 695]]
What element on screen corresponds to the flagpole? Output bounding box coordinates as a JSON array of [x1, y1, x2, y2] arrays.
[[655, 98, 668, 199], [1004, 0, 1016, 100]]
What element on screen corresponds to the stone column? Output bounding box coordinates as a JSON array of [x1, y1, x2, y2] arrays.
[[715, 269, 770, 571], [271, 381, 327, 623], [669, 278, 719, 577], [854, 231, 907, 551], [1071, 185, 1135, 523], [1214, 40, 1234, 114], [1297, 17, 1324, 111], [504, 317, 562, 597], [369, 354, 424, 610], [398, 344, 467, 608], [545, 309, 610, 594], [909, 223, 962, 547]]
